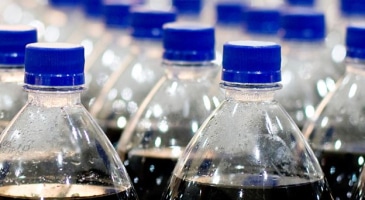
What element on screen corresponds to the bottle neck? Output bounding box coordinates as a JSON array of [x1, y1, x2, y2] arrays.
[[162, 60, 219, 81], [221, 82, 282, 102], [25, 85, 83, 107]]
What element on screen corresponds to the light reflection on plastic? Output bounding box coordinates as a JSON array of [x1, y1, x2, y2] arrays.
[[81, 39, 93, 56], [305, 105, 315, 119], [332, 45, 346, 63], [117, 117, 127, 129], [349, 83, 358, 99], [317, 80, 328, 98], [321, 117, 328, 128], [102, 50, 115, 66], [158, 120, 168, 133], [334, 140, 342, 150], [202, 95, 211, 111], [44, 26, 60, 42], [191, 121, 198, 133], [155, 137, 161, 147]]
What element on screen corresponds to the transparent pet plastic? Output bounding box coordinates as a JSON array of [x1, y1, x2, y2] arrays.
[[0, 67, 27, 132], [0, 86, 138, 199], [163, 82, 333, 200], [303, 59, 365, 200], [89, 40, 164, 144], [117, 60, 222, 199], [275, 42, 343, 129]]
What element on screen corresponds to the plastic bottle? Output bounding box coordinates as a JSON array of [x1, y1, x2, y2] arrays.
[[0, 42, 138, 199], [214, 0, 247, 55], [162, 40, 333, 200], [243, 7, 281, 43], [303, 25, 365, 200], [66, 0, 105, 60], [0, 25, 37, 132], [117, 22, 221, 200], [326, 0, 365, 70], [41, 0, 84, 42], [89, 8, 176, 145], [81, 1, 132, 110], [274, 9, 343, 129]]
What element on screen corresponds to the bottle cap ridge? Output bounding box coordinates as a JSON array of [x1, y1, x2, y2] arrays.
[[163, 22, 215, 61], [222, 41, 281, 83], [346, 25, 365, 59], [24, 43, 85, 86], [0, 25, 37, 66]]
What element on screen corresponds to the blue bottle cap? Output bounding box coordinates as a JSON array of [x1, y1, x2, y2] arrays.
[[286, 0, 315, 6], [0, 25, 37, 66], [215, 1, 246, 24], [172, 0, 202, 14], [340, 0, 365, 16], [103, 2, 131, 28], [280, 9, 325, 41], [48, 0, 81, 7], [163, 22, 215, 62], [82, 0, 103, 18], [25, 43, 85, 86], [131, 7, 177, 39], [222, 41, 281, 83], [245, 7, 280, 35], [346, 25, 365, 59]]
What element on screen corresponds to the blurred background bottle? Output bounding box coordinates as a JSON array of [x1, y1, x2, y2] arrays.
[[275, 9, 343, 130], [0, 42, 138, 199], [163, 40, 333, 200], [303, 25, 365, 200], [89, 8, 176, 145], [243, 7, 281, 42], [81, 1, 132, 110], [0, 25, 37, 132], [117, 22, 221, 200]]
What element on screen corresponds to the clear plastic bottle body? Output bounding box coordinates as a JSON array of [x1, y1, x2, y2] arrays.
[[117, 60, 221, 200], [0, 0, 47, 25], [0, 67, 27, 132], [275, 41, 343, 129], [303, 59, 365, 200], [82, 29, 132, 110], [0, 86, 138, 199], [89, 39, 164, 144], [162, 82, 332, 200], [351, 164, 365, 200]]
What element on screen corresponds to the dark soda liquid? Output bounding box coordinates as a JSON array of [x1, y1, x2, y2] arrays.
[[317, 150, 365, 200], [162, 175, 333, 200], [105, 127, 123, 145], [0, 184, 138, 200], [123, 148, 181, 200]]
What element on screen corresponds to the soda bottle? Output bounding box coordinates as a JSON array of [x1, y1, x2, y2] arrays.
[[89, 8, 176, 145], [303, 25, 365, 200], [0, 42, 138, 199], [117, 22, 222, 200], [275, 9, 343, 129], [0, 25, 37, 132], [162, 40, 333, 200], [215, 0, 247, 56], [81, 1, 132, 110]]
